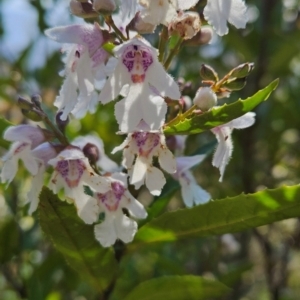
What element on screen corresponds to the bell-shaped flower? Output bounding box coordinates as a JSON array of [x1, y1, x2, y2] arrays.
[[93, 173, 147, 247], [173, 155, 211, 207], [139, 0, 199, 26], [99, 36, 180, 132], [45, 23, 111, 120], [1, 125, 48, 185], [72, 134, 119, 173], [211, 112, 256, 181], [48, 146, 111, 224], [112, 129, 176, 196], [203, 0, 248, 36]]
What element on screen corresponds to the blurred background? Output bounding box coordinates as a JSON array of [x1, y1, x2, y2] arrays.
[[1, 0, 300, 299]]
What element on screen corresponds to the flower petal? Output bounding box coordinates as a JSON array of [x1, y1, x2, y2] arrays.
[[115, 214, 137, 244], [94, 216, 117, 247], [98, 61, 130, 104], [78, 197, 99, 224], [225, 112, 256, 129], [123, 190, 147, 219], [27, 165, 45, 214], [147, 63, 181, 99], [145, 166, 166, 196], [212, 127, 233, 181]]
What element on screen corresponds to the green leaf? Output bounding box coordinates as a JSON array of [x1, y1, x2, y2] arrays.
[[38, 187, 118, 293], [123, 276, 231, 300], [164, 79, 279, 135], [132, 184, 300, 246], [0, 218, 20, 263], [0, 117, 12, 149]]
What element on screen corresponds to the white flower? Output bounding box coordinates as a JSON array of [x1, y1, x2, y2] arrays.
[[93, 173, 147, 247], [174, 155, 211, 207], [48, 147, 111, 224], [45, 23, 110, 119], [99, 36, 180, 132], [112, 129, 176, 196], [139, 0, 199, 26], [211, 112, 256, 181], [203, 0, 248, 36], [1, 125, 47, 185], [72, 134, 119, 173]]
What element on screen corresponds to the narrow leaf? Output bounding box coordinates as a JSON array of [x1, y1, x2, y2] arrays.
[[132, 184, 300, 246], [38, 187, 118, 293], [164, 79, 279, 135], [124, 276, 231, 300]]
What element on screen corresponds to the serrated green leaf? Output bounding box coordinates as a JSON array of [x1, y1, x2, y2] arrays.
[[123, 276, 231, 300], [38, 187, 118, 293], [132, 184, 300, 246], [164, 79, 279, 135], [0, 118, 12, 149]]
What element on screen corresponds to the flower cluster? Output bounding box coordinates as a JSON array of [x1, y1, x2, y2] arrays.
[[1, 0, 253, 247]]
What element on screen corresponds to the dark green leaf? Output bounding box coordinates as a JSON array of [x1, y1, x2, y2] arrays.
[[0, 219, 20, 263], [123, 276, 231, 300], [132, 184, 300, 246], [38, 187, 118, 293], [164, 79, 279, 135]]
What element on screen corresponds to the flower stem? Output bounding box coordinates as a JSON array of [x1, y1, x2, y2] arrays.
[[158, 26, 169, 62], [105, 15, 127, 42], [164, 104, 197, 128], [42, 114, 69, 146], [163, 37, 183, 70]]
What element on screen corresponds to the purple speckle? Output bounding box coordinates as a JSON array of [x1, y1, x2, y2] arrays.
[[112, 182, 125, 200]]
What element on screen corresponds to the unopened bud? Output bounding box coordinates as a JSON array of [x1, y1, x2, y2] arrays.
[[230, 63, 254, 79], [17, 96, 33, 110], [223, 77, 247, 91], [83, 143, 100, 165], [166, 136, 177, 152], [31, 94, 42, 108], [193, 87, 217, 111], [21, 109, 44, 122], [93, 0, 116, 14], [127, 12, 157, 34], [184, 25, 213, 46], [56, 111, 69, 133], [69, 0, 98, 18], [200, 64, 219, 81], [169, 12, 201, 40]]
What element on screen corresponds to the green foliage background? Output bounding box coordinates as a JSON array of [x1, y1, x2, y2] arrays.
[[1, 0, 300, 299]]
